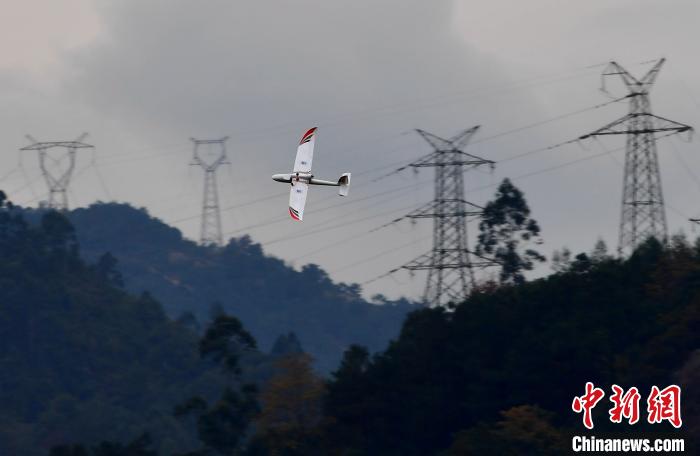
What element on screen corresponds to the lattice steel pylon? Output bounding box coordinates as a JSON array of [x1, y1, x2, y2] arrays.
[[190, 137, 230, 246], [20, 133, 93, 211], [392, 126, 498, 306], [580, 58, 693, 255]]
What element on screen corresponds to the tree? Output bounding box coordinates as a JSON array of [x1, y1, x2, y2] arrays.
[[175, 311, 200, 334], [477, 178, 545, 284], [550, 247, 572, 274], [449, 405, 567, 455], [94, 252, 124, 287], [175, 385, 258, 455], [50, 434, 157, 456], [270, 332, 304, 357], [675, 350, 700, 441], [253, 354, 326, 455], [41, 210, 78, 255], [590, 238, 610, 263], [49, 445, 89, 456], [322, 346, 373, 454], [175, 314, 260, 455], [331, 345, 370, 380], [199, 314, 257, 376]]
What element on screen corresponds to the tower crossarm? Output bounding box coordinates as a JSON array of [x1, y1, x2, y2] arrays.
[[415, 126, 480, 151], [20, 141, 93, 151], [400, 249, 499, 271], [190, 137, 231, 172], [601, 58, 666, 94], [407, 154, 495, 168], [580, 113, 693, 138], [404, 199, 483, 219]]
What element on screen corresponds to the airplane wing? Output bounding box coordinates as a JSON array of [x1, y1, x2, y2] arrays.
[[289, 181, 308, 221], [293, 127, 316, 172]]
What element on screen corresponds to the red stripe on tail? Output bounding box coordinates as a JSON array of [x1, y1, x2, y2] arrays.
[[299, 127, 317, 145]]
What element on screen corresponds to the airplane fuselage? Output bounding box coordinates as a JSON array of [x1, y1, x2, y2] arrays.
[[272, 172, 339, 186]]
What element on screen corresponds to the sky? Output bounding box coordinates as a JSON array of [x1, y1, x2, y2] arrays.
[[1, 0, 700, 301]]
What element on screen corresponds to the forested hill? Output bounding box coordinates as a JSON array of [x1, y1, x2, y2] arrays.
[[323, 238, 700, 454], [63, 202, 416, 373], [0, 195, 227, 455]]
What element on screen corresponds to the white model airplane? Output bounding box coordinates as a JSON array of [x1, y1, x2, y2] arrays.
[[272, 127, 351, 221]]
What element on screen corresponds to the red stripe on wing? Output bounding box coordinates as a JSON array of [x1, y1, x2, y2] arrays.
[[289, 207, 301, 221]]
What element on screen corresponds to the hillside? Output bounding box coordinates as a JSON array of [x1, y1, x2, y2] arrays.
[[5, 190, 699, 455], [323, 238, 700, 454], [66, 202, 416, 373], [0, 193, 303, 455], [0, 194, 232, 455]]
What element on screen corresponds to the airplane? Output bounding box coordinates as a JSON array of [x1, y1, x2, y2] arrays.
[[272, 127, 351, 221]]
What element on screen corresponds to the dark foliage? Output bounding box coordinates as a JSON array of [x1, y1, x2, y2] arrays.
[[5, 189, 697, 455], [175, 385, 259, 455], [199, 314, 257, 375], [270, 332, 304, 357], [0, 194, 278, 455], [67, 202, 417, 373], [324, 238, 699, 455], [175, 314, 261, 455], [49, 433, 157, 456], [0, 198, 216, 454]]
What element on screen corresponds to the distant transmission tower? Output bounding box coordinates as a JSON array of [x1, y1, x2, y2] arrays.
[[580, 58, 693, 255], [390, 127, 497, 306], [20, 133, 93, 210], [190, 137, 230, 246]]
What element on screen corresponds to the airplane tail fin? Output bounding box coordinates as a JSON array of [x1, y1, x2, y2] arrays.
[[338, 173, 351, 196]]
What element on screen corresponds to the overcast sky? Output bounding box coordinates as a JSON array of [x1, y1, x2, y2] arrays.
[[2, 0, 700, 300]]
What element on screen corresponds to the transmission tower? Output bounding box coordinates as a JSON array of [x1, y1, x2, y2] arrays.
[[20, 133, 93, 211], [390, 126, 498, 306], [190, 137, 230, 246], [580, 58, 693, 255]]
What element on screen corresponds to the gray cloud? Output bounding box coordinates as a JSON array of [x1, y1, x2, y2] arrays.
[[2, 0, 700, 299]]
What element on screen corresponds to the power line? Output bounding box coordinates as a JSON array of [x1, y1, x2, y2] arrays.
[[215, 136, 626, 252], [330, 234, 431, 275], [358, 141, 637, 288], [222, 65, 602, 148], [176, 128, 675, 262], [668, 138, 700, 194], [471, 94, 630, 147], [371, 95, 628, 183], [220, 173, 433, 238], [167, 191, 286, 226], [0, 167, 18, 184], [262, 201, 420, 247]]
